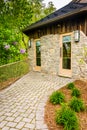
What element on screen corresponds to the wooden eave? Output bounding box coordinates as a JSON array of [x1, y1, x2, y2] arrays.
[[23, 5, 87, 35], [29, 7, 87, 30]]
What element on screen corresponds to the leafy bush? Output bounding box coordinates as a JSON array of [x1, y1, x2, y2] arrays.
[[50, 91, 65, 105], [0, 28, 28, 66], [72, 88, 81, 97], [69, 97, 85, 112], [55, 105, 79, 130], [67, 82, 75, 90]]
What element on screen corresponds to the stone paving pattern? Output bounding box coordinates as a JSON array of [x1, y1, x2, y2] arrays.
[[0, 72, 74, 130]]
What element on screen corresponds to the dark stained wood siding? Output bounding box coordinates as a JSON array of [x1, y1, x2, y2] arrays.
[[29, 14, 87, 39]]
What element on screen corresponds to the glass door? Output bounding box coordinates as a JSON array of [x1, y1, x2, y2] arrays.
[[36, 40, 41, 66], [63, 35, 71, 69], [59, 34, 72, 77], [34, 39, 41, 71]]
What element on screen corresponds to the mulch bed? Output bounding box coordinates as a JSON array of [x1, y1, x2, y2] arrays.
[[44, 80, 87, 130]]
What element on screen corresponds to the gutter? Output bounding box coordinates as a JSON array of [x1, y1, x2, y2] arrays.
[[23, 6, 87, 32]]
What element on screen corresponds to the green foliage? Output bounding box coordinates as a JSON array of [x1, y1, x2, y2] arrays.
[[0, 0, 56, 29], [72, 88, 81, 97], [43, 1, 56, 17], [0, 28, 28, 65], [0, 0, 56, 66], [0, 0, 33, 65], [31, 1, 56, 23], [69, 97, 85, 112], [50, 91, 65, 105], [55, 105, 79, 130], [67, 82, 75, 90], [0, 0, 32, 30]]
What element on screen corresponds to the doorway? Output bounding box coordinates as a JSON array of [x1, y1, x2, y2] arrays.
[[59, 33, 72, 77], [34, 39, 41, 71]]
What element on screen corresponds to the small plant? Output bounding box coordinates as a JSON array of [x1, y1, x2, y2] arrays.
[[50, 91, 65, 105], [69, 97, 85, 112], [72, 88, 81, 97], [67, 82, 75, 90], [55, 105, 79, 130]]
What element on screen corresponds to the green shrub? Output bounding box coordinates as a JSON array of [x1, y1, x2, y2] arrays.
[[55, 105, 79, 130], [50, 91, 65, 105], [72, 88, 81, 97], [67, 82, 75, 90], [69, 97, 85, 112]]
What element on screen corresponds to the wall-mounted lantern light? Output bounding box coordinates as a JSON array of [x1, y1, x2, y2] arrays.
[[74, 30, 80, 42], [57, 24, 61, 28], [28, 39, 31, 48]]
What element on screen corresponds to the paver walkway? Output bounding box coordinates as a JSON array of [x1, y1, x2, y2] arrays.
[[0, 72, 74, 130]]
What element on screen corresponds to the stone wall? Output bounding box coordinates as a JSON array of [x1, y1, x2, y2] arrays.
[[41, 34, 60, 75], [28, 38, 35, 71], [72, 31, 87, 79], [28, 31, 87, 79]]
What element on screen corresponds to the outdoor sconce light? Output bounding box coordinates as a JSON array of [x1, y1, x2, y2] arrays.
[[74, 30, 80, 42], [57, 24, 61, 28], [28, 39, 31, 48]]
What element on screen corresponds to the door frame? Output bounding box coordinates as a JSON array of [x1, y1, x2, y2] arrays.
[[59, 33, 72, 77], [34, 39, 41, 72]]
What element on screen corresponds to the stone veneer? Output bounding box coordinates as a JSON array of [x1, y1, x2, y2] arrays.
[[28, 31, 87, 79], [72, 31, 87, 79], [41, 34, 60, 75]]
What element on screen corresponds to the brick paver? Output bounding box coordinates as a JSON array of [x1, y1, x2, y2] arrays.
[[0, 72, 73, 130]]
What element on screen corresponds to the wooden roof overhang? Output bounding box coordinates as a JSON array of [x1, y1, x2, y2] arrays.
[[23, 1, 87, 35], [28, 8, 87, 29]]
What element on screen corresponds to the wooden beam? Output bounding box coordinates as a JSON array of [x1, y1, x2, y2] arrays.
[[85, 17, 87, 35]]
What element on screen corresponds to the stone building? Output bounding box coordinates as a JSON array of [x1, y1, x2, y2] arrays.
[[23, 0, 87, 78]]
